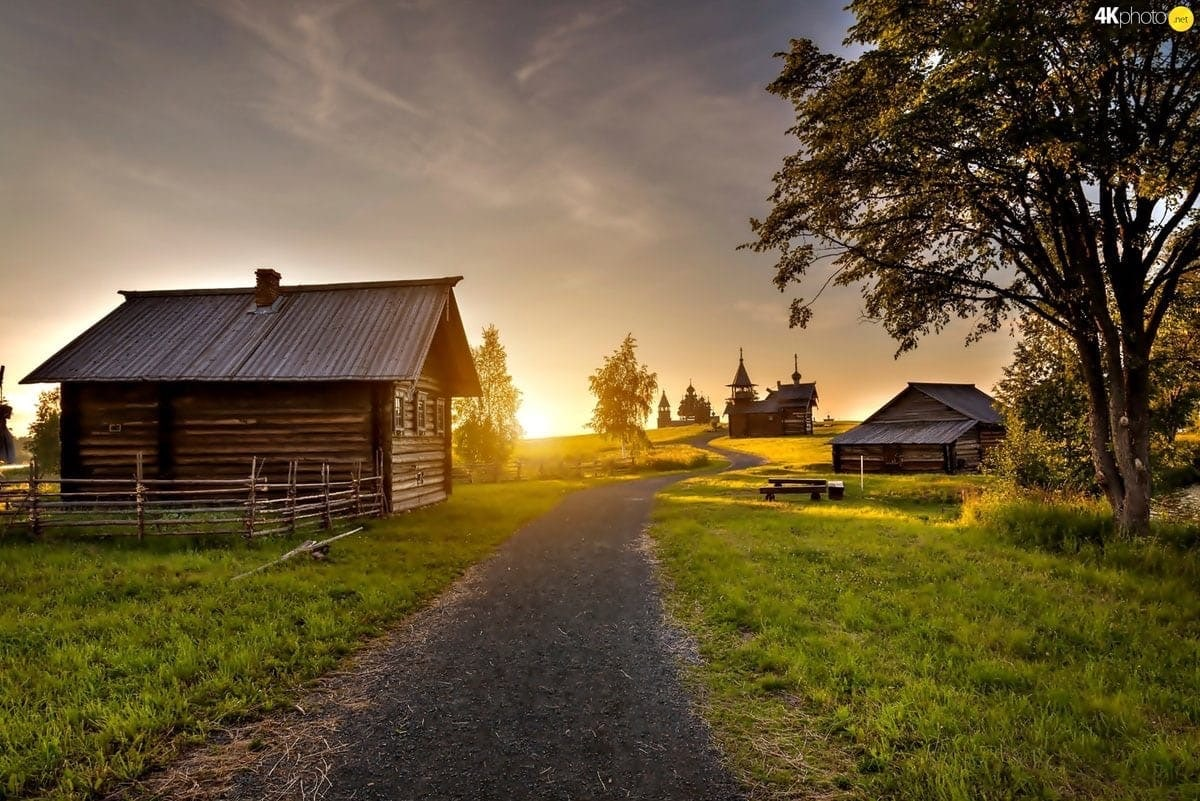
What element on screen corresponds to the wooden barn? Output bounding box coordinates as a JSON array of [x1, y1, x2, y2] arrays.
[[22, 269, 481, 512], [724, 352, 819, 438], [831, 383, 1005, 474]]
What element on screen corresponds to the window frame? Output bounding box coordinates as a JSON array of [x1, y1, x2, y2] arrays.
[[394, 386, 407, 434]]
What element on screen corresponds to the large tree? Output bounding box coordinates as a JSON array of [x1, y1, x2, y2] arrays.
[[588, 334, 658, 456], [453, 325, 522, 466], [748, 2, 1200, 533]]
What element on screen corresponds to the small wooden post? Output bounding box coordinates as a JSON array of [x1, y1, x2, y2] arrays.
[[860, 455, 865, 493], [352, 461, 362, 517], [245, 456, 257, 539], [321, 463, 332, 530], [135, 452, 145, 540], [287, 460, 297, 535], [375, 449, 389, 517], [515, 460, 522, 481], [28, 457, 40, 537]]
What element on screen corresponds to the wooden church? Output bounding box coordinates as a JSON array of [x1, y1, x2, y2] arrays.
[[723, 351, 818, 438], [657, 382, 714, 428]]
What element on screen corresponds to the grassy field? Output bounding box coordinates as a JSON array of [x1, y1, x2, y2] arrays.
[[651, 432, 1200, 800], [0, 479, 587, 801], [512, 424, 713, 473]]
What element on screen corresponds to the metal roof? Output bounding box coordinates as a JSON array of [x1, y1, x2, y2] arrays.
[[23, 277, 481, 394], [830, 419, 979, 446]]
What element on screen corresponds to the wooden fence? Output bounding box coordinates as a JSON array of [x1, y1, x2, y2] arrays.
[[0, 456, 386, 539]]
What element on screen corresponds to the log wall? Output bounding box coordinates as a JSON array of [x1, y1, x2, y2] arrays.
[[65, 382, 379, 484], [833, 443, 948, 473], [389, 374, 452, 511], [63, 372, 463, 514]]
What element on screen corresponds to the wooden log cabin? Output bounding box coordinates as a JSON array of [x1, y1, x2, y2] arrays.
[[831, 383, 1005, 474], [724, 351, 819, 438], [22, 269, 481, 513]]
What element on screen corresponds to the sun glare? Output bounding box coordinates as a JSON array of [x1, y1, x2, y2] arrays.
[[517, 404, 555, 440]]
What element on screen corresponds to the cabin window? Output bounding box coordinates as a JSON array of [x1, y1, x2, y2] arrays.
[[394, 387, 407, 433], [416, 392, 428, 434], [435, 398, 446, 436]]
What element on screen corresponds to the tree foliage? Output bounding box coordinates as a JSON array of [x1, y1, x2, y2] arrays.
[[27, 389, 61, 475], [993, 316, 1093, 492], [453, 325, 522, 466], [995, 288, 1200, 492], [588, 334, 658, 455], [749, 1, 1200, 533]]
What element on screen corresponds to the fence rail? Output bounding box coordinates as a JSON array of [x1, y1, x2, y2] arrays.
[[0, 456, 386, 539]]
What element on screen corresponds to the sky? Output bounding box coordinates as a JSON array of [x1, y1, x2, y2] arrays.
[[0, 0, 1016, 438]]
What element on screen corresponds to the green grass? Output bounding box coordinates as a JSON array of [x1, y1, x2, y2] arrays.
[[650, 432, 1200, 800], [0, 479, 585, 801]]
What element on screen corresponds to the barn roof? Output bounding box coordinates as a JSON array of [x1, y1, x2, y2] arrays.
[[830, 419, 978, 445], [831, 382, 1001, 446], [23, 276, 482, 395]]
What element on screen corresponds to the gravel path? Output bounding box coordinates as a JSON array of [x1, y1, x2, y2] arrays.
[[211, 438, 762, 801]]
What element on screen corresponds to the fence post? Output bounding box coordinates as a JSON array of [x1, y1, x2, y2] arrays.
[[376, 449, 390, 517], [135, 452, 145, 540], [245, 456, 257, 539], [322, 463, 332, 530], [287, 460, 297, 535], [515, 460, 522, 481], [28, 457, 40, 537], [353, 462, 362, 517]]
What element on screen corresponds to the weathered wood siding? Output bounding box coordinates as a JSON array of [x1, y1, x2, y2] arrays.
[[728, 402, 815, 438], [64, 382, 380, 485], [953, 429, 981, 471], [834, 443, 948, 473], [62, 382, 160, 479], [389, 373, 451, 511], [872, 393, 966, 423], [170, 383, 376, 483]]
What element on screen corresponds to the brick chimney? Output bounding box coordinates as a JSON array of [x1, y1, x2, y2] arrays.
[[255, 268, 282, 307]]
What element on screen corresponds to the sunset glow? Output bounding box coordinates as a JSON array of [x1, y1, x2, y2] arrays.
[[0, 1, 1011, 438]]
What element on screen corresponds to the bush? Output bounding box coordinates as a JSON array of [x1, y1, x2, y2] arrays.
[[984, 419, 1093, 493]]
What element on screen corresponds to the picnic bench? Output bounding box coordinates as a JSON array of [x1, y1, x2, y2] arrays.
[[759, 477, 845, 501]]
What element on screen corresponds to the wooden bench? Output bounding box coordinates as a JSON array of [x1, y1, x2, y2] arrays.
[[759, 478, 844, 501]]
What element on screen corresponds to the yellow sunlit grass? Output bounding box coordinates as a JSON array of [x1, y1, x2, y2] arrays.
[[515, 424, 710, 463]]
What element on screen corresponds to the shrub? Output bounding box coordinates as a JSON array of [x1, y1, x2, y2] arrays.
[[983, 419, 1093, 494]]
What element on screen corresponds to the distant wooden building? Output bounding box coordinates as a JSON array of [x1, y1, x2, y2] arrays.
[[23, 270, 481, 512], [724, 351, 818, 438], [831, 383, 1005, 474], [657, 382, 713, 428]]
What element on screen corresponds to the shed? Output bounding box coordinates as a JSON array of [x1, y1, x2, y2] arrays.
[[831, 383, 1005, 474], [23, 269, 481, 512]]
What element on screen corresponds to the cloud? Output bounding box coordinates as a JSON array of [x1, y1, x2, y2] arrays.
[[514, 5, 623, 85]]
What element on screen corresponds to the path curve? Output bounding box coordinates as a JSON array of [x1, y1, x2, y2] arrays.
[[232, 435, 762, 801]]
